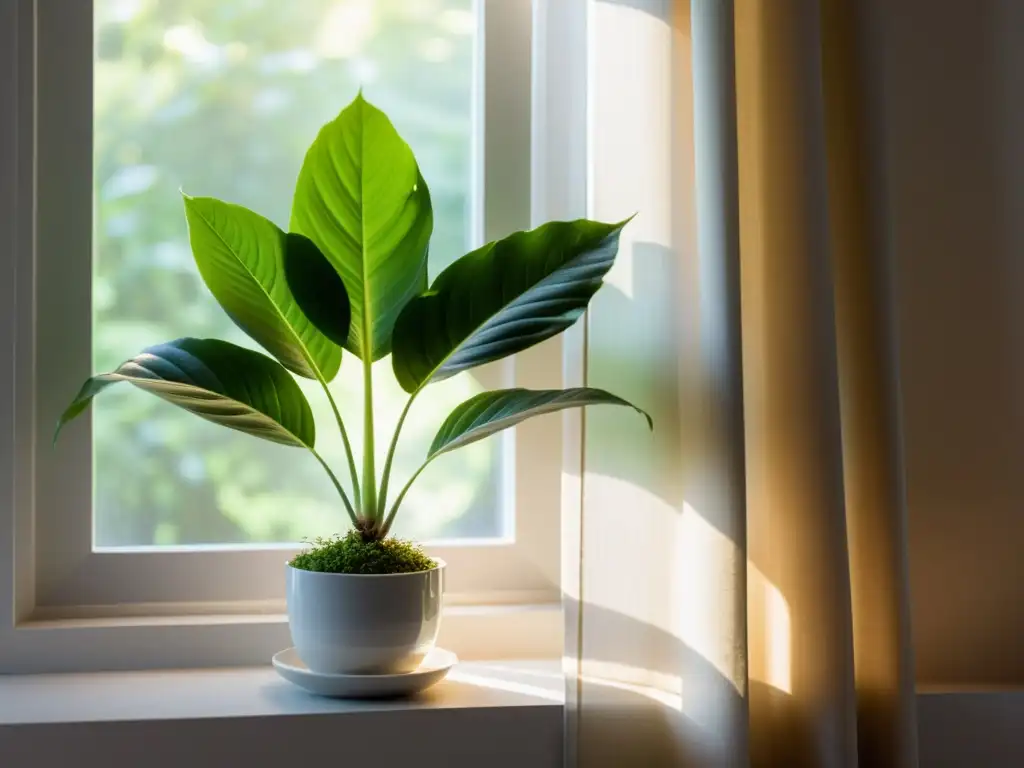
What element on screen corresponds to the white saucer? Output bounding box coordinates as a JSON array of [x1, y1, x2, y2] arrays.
[[272, 647, 458, 699]]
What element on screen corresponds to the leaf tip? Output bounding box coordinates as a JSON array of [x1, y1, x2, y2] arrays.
[[342, 88, 372, 120], [616, 212, 639, 230], [52, 406, 78, 448], [639, 407, 654, 431]]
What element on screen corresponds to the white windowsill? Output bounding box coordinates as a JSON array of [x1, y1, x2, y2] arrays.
[[0, 660, 564, 768]]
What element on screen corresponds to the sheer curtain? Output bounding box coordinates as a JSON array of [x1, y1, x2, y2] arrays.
[[563, 0, 919, 765]]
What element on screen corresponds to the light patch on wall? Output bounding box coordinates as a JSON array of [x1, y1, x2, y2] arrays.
[[748, 562, 792, 694], [578, 477, 757, 698], [590, 1, 674, 300], [675, 502, 747, 694], [581, 475, 678, 637]]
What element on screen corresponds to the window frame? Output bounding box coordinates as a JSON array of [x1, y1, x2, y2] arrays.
[[0, 0, 566, 673]]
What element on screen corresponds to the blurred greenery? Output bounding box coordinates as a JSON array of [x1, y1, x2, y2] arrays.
[[93, 0, 502, 546]]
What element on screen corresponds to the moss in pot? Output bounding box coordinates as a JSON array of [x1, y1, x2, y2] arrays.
[[292, 533, 435, 575], [55, 92, 651, 674]]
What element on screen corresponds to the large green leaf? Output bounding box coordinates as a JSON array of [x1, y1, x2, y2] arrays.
[[183, 194, 342, 382], [428, 387, 651, 460], [283, 231, 352, 348], [382, 386, 650, 531], [391, 218, 629, 393], [55, 338, 315, 448], [290, 93, 433, 362]]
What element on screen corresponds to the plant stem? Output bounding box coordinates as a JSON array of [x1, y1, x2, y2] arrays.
[[361, 356, 378, 523], [311, 449, 358, 526], [316, 373, 361, 511], [380, 459, 431, 537], [376, 389, 420, 516]]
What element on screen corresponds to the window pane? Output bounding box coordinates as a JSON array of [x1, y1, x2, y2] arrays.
[[92, 0, 504, 546]]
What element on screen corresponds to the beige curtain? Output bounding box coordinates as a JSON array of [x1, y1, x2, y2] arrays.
[[564, 0, 919, 765]]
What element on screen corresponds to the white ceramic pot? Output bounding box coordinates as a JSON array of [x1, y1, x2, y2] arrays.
[[285, 560, 445, 675]]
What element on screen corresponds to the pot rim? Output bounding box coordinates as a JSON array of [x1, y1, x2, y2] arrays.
[[285, 558, 446, 578]]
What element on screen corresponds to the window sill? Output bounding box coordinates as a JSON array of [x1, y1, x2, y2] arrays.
[[0, 660, 563, 767], [3, 603, 562, 673]]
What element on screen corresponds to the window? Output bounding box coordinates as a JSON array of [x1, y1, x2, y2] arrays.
[[92, 0, 493, 549], [1, 0, 566, 673]]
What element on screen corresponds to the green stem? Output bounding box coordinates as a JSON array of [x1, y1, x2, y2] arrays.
[[316, 373, 361, 511], [381, 459, 432, 537], [361, 357, 378, 523], [311, 449, 358, 527], [377, 389, 420, 516]]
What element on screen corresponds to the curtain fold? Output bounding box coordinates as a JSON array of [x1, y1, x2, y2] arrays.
[[819, 0, 920, 763], [567, 0, 919, 765]]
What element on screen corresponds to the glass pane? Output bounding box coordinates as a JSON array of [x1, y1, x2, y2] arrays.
[[92, 0, 504, 547]]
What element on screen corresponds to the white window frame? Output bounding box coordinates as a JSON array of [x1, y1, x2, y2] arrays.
[[0, 0, 568, 673]]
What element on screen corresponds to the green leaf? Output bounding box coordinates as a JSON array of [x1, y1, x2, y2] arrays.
[[55, 338, 315, 448], [283, 231, 352, 348], [183, 194, 342, 382], [428, 387, 651, 460], [391, 218, 630, 394], [290, 93, 433, 362]]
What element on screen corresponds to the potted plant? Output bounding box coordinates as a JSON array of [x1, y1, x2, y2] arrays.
[[56, 93, 651, 679]]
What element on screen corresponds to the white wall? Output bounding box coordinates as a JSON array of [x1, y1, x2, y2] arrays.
[[875, 0, 1024, 686]]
